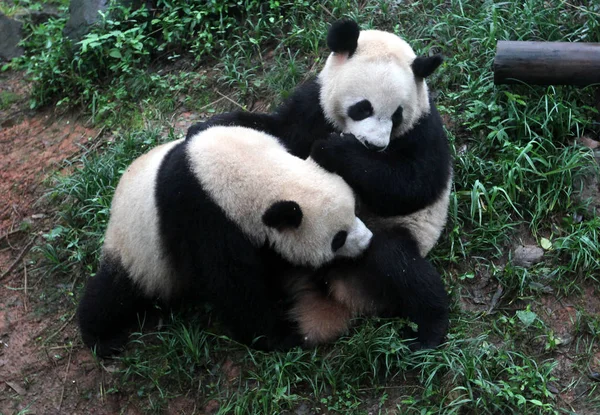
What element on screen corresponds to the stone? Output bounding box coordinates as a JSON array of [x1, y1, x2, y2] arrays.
[[63, 0, 109, 41], [27, 11, 61, 25], [513, 244, 544, 268], [0, 14, 24, 61], [63, 0, 153, 41]]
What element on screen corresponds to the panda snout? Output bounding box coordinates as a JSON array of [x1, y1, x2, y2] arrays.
[[363, 140, 387, 152]]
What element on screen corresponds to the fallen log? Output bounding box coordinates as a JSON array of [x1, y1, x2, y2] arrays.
[[493, 40, 600, 86]]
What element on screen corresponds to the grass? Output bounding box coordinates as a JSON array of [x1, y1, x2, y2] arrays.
[[0, 91, 20, 110], [13, 0, 600, 413]]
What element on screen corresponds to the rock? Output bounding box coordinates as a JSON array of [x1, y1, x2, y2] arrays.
[[0, 14, 24, 61], [27, 11, 61, 25], [63, 0, 154, 41], [576, 167, 600, 216], [6, 380, 27, 396], [295, 403, 314, 415], [579, 136, 600, 149], [513, 244, 544, 268], [63, 0, 109, 41]]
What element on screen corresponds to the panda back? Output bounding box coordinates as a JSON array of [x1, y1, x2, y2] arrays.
[[103, 139, 182, 299], [185, 126, 355, 248]]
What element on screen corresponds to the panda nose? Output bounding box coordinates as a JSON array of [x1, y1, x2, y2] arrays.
[[364, 141, 386, 151]]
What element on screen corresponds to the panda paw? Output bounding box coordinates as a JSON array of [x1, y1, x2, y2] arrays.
[[310, 134, 352, 172]]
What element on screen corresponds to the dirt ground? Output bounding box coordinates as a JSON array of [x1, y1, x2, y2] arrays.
[[0, 71, 210, 415], [1, 69, 599, 414]]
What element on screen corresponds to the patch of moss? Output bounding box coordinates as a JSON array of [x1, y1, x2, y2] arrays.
[[0, 91, 20, 110]]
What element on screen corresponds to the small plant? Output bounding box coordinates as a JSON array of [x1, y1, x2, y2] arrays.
[[27, 0, 600, 414]]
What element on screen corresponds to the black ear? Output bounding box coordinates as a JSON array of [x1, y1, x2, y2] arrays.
[[262, 201, 303, 230], [327, 19, 360, 57], [412, 54, 443, 78]]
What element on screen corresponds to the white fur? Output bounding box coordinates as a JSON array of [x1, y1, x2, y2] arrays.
[[103, 140, 182, 299], [187, 126, 372, 267], [364, 172, 453, 257], [319, 30, 431, 148]]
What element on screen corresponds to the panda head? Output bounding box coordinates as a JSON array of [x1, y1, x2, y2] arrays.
[[319, 19, 443, 151], [261, 178, 372, 268]]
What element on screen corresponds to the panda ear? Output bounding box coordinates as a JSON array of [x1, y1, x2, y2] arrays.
[[327, 19, 360, 58], [412, 54, 443, 78], [263, 201, 303, 230]]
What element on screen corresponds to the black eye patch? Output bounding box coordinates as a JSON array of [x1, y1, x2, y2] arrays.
[[392, 105, 403, 128], [347, 100, 373, 121], [331, 230, 348, 252]]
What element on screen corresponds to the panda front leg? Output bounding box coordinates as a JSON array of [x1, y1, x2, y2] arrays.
[[205, 260, 304, 351], [77, 254, 157, 357], [337, 227, 450, 349]]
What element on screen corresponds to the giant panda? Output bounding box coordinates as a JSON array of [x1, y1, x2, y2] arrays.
[[76, 126, 373, 357], [186, 19, 453, 349]]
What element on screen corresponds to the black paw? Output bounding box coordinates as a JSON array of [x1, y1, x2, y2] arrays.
[[310, 138, 340, 173], [411, 324, 448, 352], [310, 133, 355, 171], [278, 332, 304, 350]]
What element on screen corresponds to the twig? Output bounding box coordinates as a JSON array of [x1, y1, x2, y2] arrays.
[[0, 228, 24, 242], [214, 90, 246, 110], [66, 126, 106, 165], [318, 3, 334, 18], [43, 313, 76, 346], [48, 345, 74, 350], [57, 345, 73, 412], [195, 95, 227, 112], [23, 260, 28, 312], [0, 237, 36, 281], [0, 204, 10, 219], [562, 1, 600, 18]]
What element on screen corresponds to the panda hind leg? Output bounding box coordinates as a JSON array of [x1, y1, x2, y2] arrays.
[[77, 254, 158, 357], [360, 228, 450, 350], [286, 274, 353, 346]]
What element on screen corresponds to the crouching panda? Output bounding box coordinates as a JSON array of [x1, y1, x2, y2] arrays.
[[186, 19, 453, 349], [76, 126, 373, 357]]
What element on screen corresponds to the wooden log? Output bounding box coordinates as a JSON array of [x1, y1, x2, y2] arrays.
[[493, 40, 600, 86]]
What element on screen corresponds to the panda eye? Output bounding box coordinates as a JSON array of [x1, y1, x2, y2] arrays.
[[331, 231, 348, 252], [392, 105, 403, 127], [347, 100, 373, 121]]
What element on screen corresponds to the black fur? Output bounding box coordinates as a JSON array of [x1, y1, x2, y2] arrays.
[[76, 254, 158, 357], [347, 99, 374, 121], [154, 141, 302, 350], [412, 54, 444, 79], [186, 78, 334, 159], [323, 227, 448, 349], [326, 19, 360, 57], [262, 201, 303, 229]]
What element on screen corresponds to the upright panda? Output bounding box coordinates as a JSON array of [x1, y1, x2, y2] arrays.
[[77, 126, 373, 357], [186, 19, 453, 349]]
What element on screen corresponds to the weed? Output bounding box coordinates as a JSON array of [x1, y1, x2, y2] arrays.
[[0, 91, 20, 110]]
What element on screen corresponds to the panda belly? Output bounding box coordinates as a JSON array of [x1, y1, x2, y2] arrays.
[[363, 172, 453, 257]]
